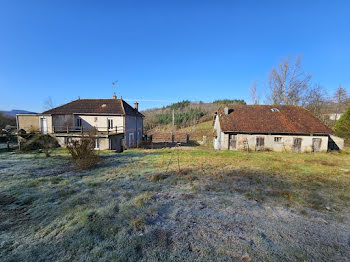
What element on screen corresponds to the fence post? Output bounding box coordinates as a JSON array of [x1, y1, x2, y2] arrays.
[[66, 126, 69, 133]]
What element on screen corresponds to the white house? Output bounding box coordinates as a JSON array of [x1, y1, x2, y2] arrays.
[[16, 94, 144, 151]]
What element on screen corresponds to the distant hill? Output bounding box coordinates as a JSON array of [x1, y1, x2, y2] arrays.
[[142, 99, 246, 132], [1, 110, 37, 117]]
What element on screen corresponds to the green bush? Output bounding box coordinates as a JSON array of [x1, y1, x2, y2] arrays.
[[334, 106, 350, 142]]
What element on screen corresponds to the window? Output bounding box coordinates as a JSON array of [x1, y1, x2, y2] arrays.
[[274, 137, 282, 143], [271, 108, 280, 112], [76, 117, 82, 127], [94, 138, 99, 149], [108, 118, 113, 130]]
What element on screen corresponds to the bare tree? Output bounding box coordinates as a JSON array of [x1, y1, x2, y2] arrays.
[[267, 55, 312, 105], [333, 85, 348, 119], [250, 80, 259, 105], [43, 96, 55, 110], [302, 84, 327, 120]]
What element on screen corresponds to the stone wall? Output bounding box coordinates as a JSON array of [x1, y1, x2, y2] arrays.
[[223, 133, 329, 152]]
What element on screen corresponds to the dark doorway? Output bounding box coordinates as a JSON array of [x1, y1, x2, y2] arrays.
[[256, 137, 265, 151], [293, 138, 302, 153], [229, 134, 237, 150], [312, 138, 322, 152]]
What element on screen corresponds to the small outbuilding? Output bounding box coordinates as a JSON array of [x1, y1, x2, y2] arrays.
[[213, 105, 344, 152]]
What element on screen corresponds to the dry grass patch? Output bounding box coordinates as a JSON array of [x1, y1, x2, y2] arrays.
[[130, 215, 146, 230], [133, 192, 155, 207]]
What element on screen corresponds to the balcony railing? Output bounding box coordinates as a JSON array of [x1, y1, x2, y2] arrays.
[[53, 126, 124, 134]]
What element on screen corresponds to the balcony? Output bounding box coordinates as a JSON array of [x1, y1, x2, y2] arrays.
[[53, 126, 124, 135]]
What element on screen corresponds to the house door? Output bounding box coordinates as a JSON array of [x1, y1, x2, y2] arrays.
[[41, 118, 48, 134], [256, 137, 264, 151], [109, 137, 114, 150], [293, 138, 302, 153], [312, 138, 322, 152], [229, 134, 237, 150], [129, 133, 134, 148]]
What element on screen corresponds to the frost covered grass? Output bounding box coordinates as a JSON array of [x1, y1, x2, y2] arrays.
[[0, 147, 349, 261]]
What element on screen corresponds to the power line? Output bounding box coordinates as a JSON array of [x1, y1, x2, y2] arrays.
[[123, 98, 177, 102]]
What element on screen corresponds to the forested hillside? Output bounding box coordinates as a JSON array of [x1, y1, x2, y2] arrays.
[[142, 99, 246, 131]]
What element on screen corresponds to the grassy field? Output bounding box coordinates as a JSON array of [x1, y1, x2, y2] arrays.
[[0, 146, 350, 261]]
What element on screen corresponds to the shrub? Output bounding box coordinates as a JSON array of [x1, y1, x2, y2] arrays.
[[67, 132, 100, 170], [334, 106, 350, 142], [21, 134, 59, 156]]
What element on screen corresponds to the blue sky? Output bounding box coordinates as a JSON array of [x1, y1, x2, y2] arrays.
[[0, 0, 349, 112]]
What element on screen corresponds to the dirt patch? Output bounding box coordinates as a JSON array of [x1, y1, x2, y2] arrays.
[[304, 159, 337, 166]]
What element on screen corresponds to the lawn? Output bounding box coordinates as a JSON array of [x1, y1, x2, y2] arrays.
[[0, 146, 350, 261]]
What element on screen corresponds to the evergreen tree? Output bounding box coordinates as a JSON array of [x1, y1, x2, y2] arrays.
[[334, 106, 350, 141]]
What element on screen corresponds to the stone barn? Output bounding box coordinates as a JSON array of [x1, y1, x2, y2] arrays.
[[213, 105, 344, 152]]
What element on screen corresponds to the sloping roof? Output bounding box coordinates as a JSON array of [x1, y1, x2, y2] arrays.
[[216, 105, 334, 134], [42, 99, 144, 117]]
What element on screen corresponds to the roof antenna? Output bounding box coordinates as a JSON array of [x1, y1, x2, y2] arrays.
[[112, 80, 118, 99]]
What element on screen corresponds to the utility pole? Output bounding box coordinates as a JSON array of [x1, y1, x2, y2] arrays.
[[171, 109, 175, 143]]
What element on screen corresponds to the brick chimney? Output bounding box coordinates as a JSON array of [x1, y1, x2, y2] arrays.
[[224, 106, 229, 115], [134, 102, 139, 111], [113, 92, 117, 99]]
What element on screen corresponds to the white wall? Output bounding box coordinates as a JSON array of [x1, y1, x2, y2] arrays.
[[74, 115, 124, 132], [221, 133, 329, 152], [55, 135, 110, 150], [213, 115, 222, 150]]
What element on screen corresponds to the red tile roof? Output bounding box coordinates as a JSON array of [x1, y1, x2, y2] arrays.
[[43, 99, 144, 117], [217, 105, 333, 134]]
